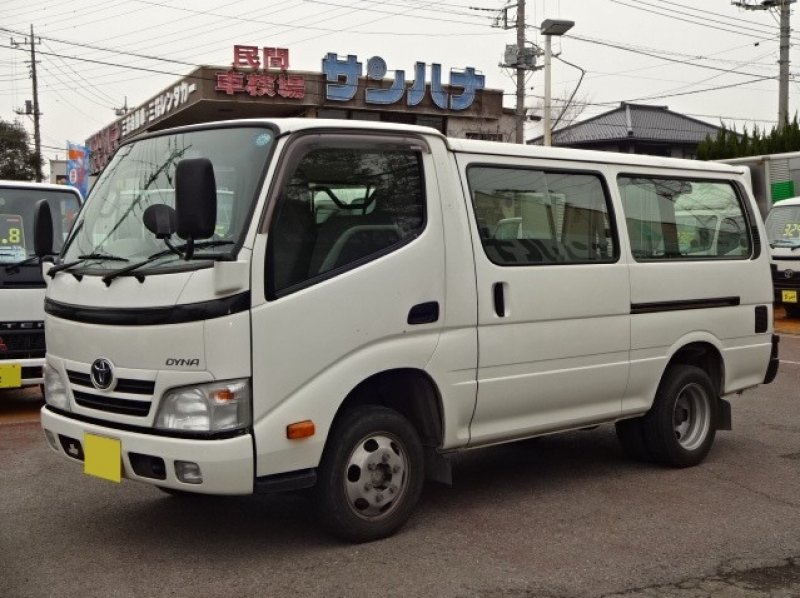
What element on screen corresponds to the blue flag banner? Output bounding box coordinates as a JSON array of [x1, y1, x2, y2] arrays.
[[66, 142, 90, 198]]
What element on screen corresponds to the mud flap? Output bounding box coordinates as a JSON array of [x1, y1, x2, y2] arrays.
[[717, 398, 732, 431]]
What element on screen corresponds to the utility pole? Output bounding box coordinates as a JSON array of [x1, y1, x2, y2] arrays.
[[515, 0, 526, 144], [494, 2, 539, 144], [733, 0, 795, 131], [11, 25, 43, 182]]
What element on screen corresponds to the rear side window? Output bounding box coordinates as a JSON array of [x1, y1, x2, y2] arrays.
[[618, 176, 750, 261], [466, 166, 617, 266], [267, 138, 426, 296]]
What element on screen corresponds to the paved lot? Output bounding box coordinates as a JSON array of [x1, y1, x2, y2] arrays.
[[1, 331, 799, 597]]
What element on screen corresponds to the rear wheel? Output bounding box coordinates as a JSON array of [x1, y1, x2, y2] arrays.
[[642, 364, 717, 468], [314, 405, 424, 543]]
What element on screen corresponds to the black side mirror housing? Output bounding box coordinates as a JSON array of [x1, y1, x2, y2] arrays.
[[143, 204, 177, 239], [175, 158, 217, 241], [33, 199, 54, 258]]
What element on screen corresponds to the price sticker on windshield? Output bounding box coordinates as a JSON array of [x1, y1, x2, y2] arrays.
[[0, 214, 25, 263], [782, 223, 800, 238]]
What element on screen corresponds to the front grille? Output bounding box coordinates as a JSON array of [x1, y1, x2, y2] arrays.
[[0, 322, 45, 360], [66, 369, 155, 395], [73, 390, 151, 417]]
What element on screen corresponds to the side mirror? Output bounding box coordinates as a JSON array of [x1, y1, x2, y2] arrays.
[[143, 204, 177, 239], [175, 158, 216, 241], [33, 199, 54, 258]]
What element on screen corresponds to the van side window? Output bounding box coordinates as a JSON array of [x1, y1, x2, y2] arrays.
[[466, 166, 617, 266], [618, 176, 750, 260], [267, 144, 425, 296]]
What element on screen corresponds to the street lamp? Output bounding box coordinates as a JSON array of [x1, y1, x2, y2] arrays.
[[541, 19, 574, 146]]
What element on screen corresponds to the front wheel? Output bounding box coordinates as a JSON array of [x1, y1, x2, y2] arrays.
[[642, 364, 718, 468], [314, 405, 424, 543]]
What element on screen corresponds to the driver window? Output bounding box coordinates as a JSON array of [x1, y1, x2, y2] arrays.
[[267, 140, 426, 297]]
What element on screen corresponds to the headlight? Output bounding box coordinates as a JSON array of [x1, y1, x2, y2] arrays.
[[43, 363, 70, 411], [155, 379, 251, 433]]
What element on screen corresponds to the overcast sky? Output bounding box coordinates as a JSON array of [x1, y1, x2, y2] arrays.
[[0, 0, 794, 172]]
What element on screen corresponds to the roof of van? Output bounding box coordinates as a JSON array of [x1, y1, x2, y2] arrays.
[[0, 179, 83, 198], [135, 118, 747, 175], [772, 196, 800, 207]]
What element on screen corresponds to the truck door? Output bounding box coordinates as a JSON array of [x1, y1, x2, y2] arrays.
[[248, 133, 447, 477], [457, 156, 630, 445]]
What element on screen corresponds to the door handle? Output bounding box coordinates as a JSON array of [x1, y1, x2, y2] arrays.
[[493, 282, 506, 317], [407, 301, 440, 325]]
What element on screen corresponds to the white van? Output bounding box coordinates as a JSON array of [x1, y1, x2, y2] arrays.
[[764, 196, 800, 317], [0, 181, 81, 391], [38, 120, 777, 542]]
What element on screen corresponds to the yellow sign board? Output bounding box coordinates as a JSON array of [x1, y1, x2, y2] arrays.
[[83, 433, 122, 483], [782, 290, 798, 304], [0, 364, 22, 389]]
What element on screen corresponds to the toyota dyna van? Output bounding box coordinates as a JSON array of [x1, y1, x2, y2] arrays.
[[37, 119, 778, 542], [0, 180, 81, 391]]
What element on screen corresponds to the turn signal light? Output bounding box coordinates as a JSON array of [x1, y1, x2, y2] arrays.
[[287, 420, 315, 440]]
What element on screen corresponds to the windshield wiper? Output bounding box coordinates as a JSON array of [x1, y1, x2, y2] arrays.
[[101, 240, 234, 286], [4, 255, 40, 274], [48, 252, 130, 278]]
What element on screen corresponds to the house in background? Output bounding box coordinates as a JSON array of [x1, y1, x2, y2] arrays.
[[528, 102, 724, 159]]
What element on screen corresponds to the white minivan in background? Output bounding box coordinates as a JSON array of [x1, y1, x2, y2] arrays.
[[0, 181, 81, 391], [36, 120, 777, 541]]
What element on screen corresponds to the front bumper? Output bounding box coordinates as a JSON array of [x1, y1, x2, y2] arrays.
[[40, 406, 255, 495]]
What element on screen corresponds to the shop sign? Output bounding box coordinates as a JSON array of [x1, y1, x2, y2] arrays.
[[322, 54, 485, 111], [86, 122, 120, 174], [121, 81, 198, 137], [215, 45, 305, 99]]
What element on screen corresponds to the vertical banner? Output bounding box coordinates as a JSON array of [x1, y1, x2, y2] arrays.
[[66, 142, 91, 198]]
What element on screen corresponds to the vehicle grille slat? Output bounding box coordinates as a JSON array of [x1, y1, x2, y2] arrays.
[[72, 390, 151, 417]]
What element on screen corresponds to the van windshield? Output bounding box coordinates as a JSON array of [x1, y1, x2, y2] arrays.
[[62, 126, 273, 273], [0, 186, 80, 264], [765, 203, 800, 247]]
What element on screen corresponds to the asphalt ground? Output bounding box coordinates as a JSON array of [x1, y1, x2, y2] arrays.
[[1, 315, 800, 597]]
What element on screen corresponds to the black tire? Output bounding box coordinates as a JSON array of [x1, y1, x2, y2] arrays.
[[313, 405, 424, 543], [784, 303, 800, 318], [642, 364, 718, 468], [615, 417, 652, 462]]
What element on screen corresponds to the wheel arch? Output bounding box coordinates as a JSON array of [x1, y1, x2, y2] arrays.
[[663, 340, 724, 397], [330, 368, 445, 450]]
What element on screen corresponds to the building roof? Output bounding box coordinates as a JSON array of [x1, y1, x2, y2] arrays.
[[530, 102, 723, 146]]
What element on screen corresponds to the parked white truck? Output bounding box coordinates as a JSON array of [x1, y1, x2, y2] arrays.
[[0, 181, 81, 390], [38, 119, 777, 541], [720, 152, 800, 316]]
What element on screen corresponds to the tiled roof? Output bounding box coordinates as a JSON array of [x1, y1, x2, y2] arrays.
[[531, 103, 722, 145]]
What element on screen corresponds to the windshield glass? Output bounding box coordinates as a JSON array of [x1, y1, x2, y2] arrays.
[[0, 187, 81, 264], [765, 204, 800, 246], [62, 126, 273, 271]]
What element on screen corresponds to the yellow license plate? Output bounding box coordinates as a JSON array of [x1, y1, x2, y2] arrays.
[[783, 290, 798, 303], [83, 433, 122, 483], [0, 364, 22, 388]]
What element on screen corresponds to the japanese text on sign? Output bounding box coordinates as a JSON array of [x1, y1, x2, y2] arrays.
[[216, 45, 305, 99], [322, 53, 485, 110], [121, 81, 198, 137]]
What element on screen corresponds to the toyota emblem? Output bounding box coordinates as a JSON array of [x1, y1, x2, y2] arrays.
[[785, 269, 795, 279], [90, 358, 115, 390]]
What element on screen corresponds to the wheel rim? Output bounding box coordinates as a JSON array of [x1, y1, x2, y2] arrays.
[[672, 382, 712, 451], [343, 432, 408, 521]]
